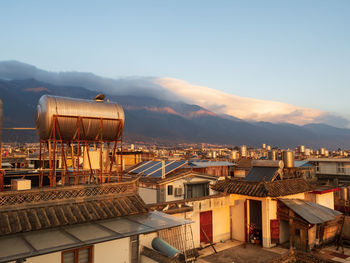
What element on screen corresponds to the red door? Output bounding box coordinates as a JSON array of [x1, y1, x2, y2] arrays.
[[200, 211, 213, 243], [270, 219, 280, 244]]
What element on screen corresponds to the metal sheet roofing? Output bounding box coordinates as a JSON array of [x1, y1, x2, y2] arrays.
[[244, 167, 279, 182], [279, 199, 342, 224], [0, 211, 191, 263], [188, 161, 235, 168], [294, 161, 313, 168]]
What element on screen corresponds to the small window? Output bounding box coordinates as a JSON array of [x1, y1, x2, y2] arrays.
[[337, 162, 345, 174], [315, 162, 319, 173], [168, 185, 173, 195], [62, 246, 93, 263]]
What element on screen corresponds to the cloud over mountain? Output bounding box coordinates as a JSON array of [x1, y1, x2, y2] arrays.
[[0, 60, 348, 128], [154, 77, 349, 128]]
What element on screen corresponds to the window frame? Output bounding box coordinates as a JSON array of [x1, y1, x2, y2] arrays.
[[167, 185, 173, 195], [337, 162, 345, 174], [61, 245, 93, 263], [186, 182, 209, 199]]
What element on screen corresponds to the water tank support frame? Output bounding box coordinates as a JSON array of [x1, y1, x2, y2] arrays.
[[38, 115, 123, 187]]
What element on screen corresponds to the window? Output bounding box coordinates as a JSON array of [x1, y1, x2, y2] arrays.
[[337, 162, 345, 174], [62, 246, 93, 263], [315, 162, 319, 173], [167, 185, 173, 195], [186, 183, 209, 199]]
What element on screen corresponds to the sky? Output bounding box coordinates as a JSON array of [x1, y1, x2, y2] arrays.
[[1, 0, 350, 123]]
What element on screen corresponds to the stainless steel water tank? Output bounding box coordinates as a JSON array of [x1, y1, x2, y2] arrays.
[[268, 150, 277, 160], [35, 95, 125, 141], [282, 151, 294, 168]]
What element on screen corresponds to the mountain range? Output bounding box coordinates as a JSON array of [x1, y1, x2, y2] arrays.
[[0, 61, 350, 149]]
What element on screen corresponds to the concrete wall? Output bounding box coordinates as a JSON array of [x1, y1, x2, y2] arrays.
[[317, 161, 350, 175], [138, 187, 158, 204], [170, 196, 232, 248], [315, 192, 334, 210], [19, 238, 132, 263], [139, 233, 157, 248], [94, 238, 130, 263], [212, 205, 231, 242], [230, 198, 246, 242]]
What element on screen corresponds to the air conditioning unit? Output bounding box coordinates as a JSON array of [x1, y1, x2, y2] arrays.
[[175, 187, 183, 197]]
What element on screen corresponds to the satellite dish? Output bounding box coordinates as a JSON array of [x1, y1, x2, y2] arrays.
[[94, 94, 105, 102]]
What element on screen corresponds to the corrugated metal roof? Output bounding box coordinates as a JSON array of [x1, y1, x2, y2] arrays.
[[294, 161, 313, 168], [279, 199, 342, 224], [244, 167, 279, 182], [188, 161, 235, 168]]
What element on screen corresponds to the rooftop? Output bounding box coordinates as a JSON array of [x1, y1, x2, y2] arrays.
[[279, 198, 342, 224], [212, 178, 313, 197]]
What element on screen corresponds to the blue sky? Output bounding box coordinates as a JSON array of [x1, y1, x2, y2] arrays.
[[1, 0, 349, 119]]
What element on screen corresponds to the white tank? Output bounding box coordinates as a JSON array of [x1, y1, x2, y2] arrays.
[[252, 160, 284, 169], [305, 148, 311, 156], [325, 150, 329, 157], [267, 145, 271, 151], [240, 145, 247, 157], [320, 148, 325, 156], [231, 151, 238, 159], [299, 145, 305, 154], [262, 143, 266, 149]]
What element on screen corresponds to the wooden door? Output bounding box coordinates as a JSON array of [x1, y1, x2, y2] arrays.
[[200, 211, 213, 243], [270, 219, 280, 244]]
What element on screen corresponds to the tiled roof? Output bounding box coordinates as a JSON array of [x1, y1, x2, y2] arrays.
[[212, 178, 313, 197], [0, 181, 148, 236]]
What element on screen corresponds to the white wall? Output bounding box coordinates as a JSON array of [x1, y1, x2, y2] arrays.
[[139, 233, 157, 248], [138, 187, 157, 204], [94, 238, 130, 263], [317, 161, 350, 175], [230, 198, 246, 242], [315, 192, 334, 210], [212, 205, 230, 242]]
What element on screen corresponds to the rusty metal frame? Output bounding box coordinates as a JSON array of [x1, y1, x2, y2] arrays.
[[38, 114, 123, 188]]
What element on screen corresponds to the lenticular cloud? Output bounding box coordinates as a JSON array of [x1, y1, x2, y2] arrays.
[[154, 77, 327, 126]]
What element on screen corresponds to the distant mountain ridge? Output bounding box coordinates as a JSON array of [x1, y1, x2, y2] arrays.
[[1, 60, 346, 129], [0, 78, 350, 149]]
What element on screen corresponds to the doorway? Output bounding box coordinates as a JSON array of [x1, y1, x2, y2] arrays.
[[248, 200, 262, 245]]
